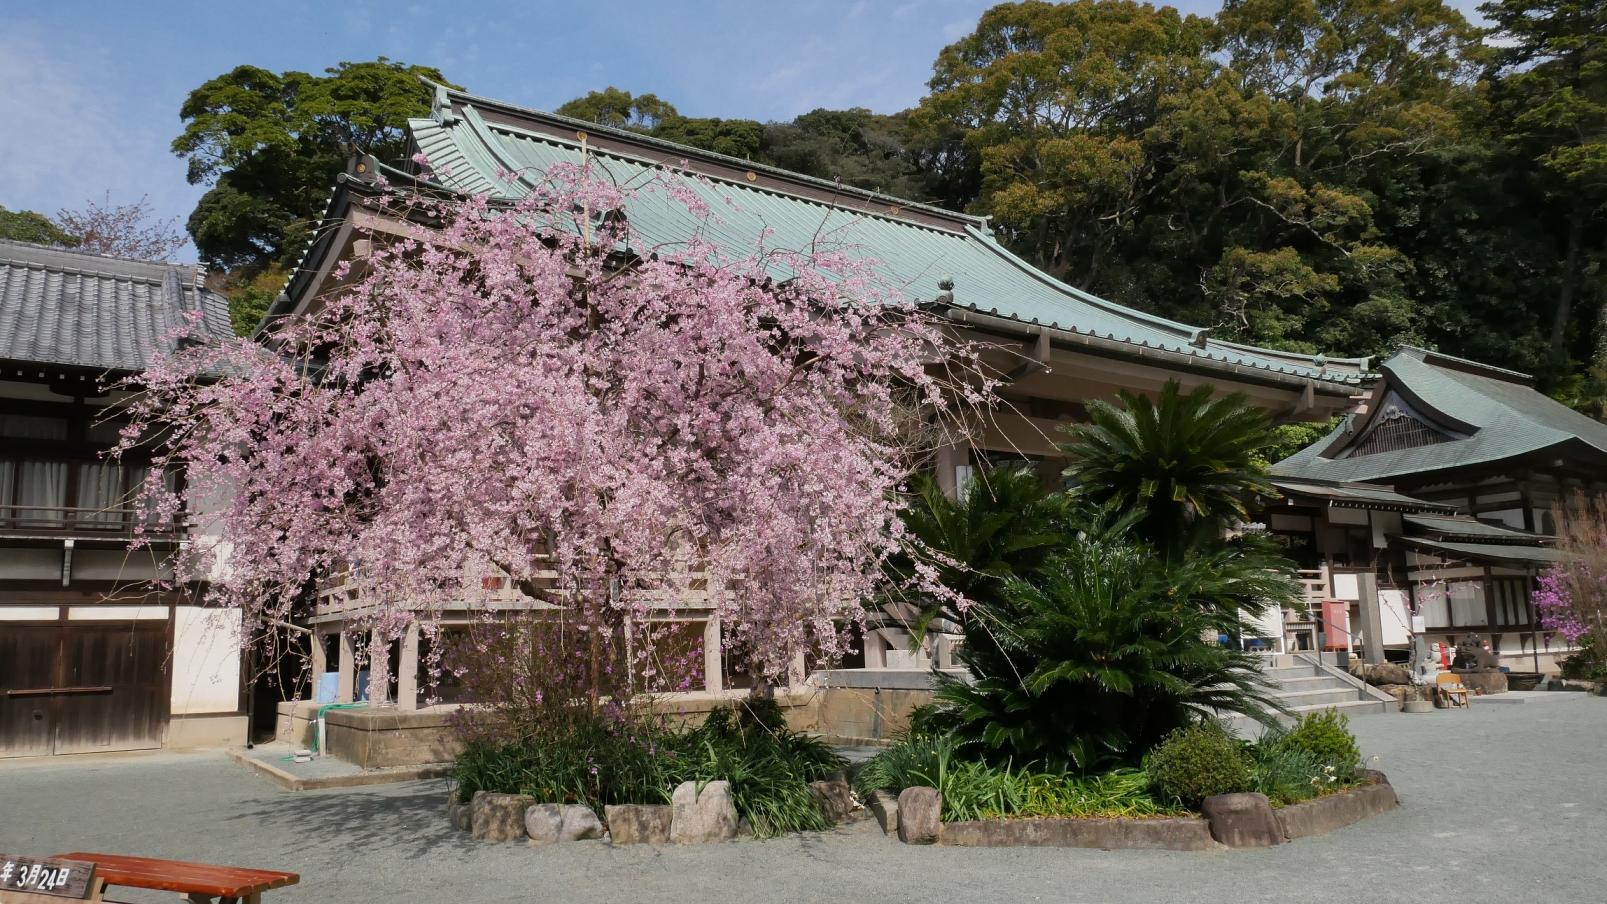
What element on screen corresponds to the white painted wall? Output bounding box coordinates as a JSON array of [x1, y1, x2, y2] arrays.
[[170, 607, 242, 715], [1378, 589, 1411, 646]]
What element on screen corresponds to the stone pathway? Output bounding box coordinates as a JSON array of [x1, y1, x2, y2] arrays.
[[2, 693, 1602, 903]]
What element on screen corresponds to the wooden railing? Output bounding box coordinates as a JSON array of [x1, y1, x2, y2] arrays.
[[0, 504, 183, 538], [312, 561, 712, 618]]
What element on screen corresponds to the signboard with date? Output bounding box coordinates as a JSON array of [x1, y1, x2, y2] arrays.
[[0, 856, 97, 901]]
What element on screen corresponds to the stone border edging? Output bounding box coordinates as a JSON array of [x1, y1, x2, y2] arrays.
[[883, 772, 1397, 851], [1275, 773, 1398, 841], [940, 815, 1218, 850]]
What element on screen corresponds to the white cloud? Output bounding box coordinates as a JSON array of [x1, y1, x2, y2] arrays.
[[0, 25, 201, 260]]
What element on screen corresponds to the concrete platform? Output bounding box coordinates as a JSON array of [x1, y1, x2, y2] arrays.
[[228, 743, 451, 791]]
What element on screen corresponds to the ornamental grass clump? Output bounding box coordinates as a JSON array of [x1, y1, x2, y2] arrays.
[[1146, 723, 1252, 809], [1280, 709, 1362, 782], [1246, 729, 1325, 806]]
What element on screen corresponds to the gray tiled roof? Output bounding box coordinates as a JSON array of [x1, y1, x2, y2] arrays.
[[1272, 346, 1607, 483], [0, 240, 234, 372]]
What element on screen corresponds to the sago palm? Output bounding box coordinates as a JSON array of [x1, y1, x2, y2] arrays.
[[1060, 380, 1276, 559], [931, 532, 1283, 773], [885, 465, 1070, 638]]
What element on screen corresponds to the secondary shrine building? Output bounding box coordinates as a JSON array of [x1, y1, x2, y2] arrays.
[[0, 239, 246, 758], [1256, 346, 1605, 672]]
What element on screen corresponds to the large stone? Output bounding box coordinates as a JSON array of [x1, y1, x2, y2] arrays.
[[524, 803, 563, 845], [809, 779, 855, 824], [559, 804, 605, 841], [470, 792, 535, 842], [1201, 793, 1283, 848], [896, 786, 941, 845], [670, 781, 739, 844], [1358, 663, 1411, 687], [1455, 670, 1509, 695], [605, 804, 673, 844], [867, 790, 899, 835], [447, 789, 471, 832]]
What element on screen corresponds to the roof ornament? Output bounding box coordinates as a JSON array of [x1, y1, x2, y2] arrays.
[[936, 276, 955, 305], [434, 85, 458, 124], [1189, 328, 1209, 349]]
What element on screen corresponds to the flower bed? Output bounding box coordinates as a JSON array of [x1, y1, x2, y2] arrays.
[[861, 709, 1395, 849], [449, 699, 855, 842]]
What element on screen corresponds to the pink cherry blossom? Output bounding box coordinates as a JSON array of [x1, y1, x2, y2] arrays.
[[118, 164, 990, 683]]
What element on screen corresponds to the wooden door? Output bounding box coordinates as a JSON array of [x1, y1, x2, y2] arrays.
[[0, 626, 59, 757], [0, 623, 166, 757]]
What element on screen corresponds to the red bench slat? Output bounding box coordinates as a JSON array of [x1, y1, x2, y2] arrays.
[[53, 852, 299, 897]]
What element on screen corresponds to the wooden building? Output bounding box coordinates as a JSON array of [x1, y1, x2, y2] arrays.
[[1266, 346, 1603, 670], [0, 239, 245, 757], [257, 82, 1367, 740]]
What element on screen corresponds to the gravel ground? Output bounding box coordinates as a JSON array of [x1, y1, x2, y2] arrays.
[[1, 693, 1601, 904]]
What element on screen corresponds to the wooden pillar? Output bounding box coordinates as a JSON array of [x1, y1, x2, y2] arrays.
[[370, 630, 392, 705], [1356, 571, 1385, 665], [309, 630, 327, 702], [397, 622, 420, 711], [336, 630, 356, 704], [787, 651, 806, 691], [702, 616, 723, 695], [934, 442, 970, 499]]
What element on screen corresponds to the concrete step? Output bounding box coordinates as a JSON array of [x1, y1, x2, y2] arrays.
[[1262, 666, 1324, 681], [1284, 698, 1391, 718], [1271, 675, 1348, 692], [1274, 687, 1369, 708]]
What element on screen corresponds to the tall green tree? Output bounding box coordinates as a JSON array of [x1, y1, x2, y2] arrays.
[[0, 205, 78, 247], [1480, 0, 1607, 368], [172, 59, 452, 273]]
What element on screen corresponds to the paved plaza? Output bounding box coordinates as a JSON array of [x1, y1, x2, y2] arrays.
[[2, 693, 1601, 904]]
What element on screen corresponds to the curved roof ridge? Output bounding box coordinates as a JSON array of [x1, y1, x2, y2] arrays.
[[424, 79, 988, 234], [464, 107, 965, 237], [0, 238, 203, 286], [1389, 344, 1534, 385], [959, 226, 1199, 341]]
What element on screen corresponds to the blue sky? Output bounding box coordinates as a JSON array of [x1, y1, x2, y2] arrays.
[[3, 0, 1486, 262]]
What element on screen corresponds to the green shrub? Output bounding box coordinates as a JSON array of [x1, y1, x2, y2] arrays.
[[856, 733, 1177, 821], [449, 700, 846, 837], [1248, 729, 1324, 806], [852, 731, 959, 799], [1147, 723, 1251, 808], [1281, 709, 1362, 781]]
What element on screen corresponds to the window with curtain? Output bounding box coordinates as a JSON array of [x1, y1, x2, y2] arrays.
[[15, 460, 69, 525], [75, 460, 127, 526]]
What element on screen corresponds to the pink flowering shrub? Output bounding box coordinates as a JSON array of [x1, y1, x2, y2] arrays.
[[1538, 494, 1607, 674], [117, 164, 986, 690]]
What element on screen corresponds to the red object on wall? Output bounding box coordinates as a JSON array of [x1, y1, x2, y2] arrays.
[[1320, 599, 1351, 650]]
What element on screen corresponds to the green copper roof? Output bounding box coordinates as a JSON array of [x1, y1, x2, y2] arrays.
[[1270, 478, 1454, 512], [1403, 513, 1551, 543], [1273, 346, 1607, 483], [398, 84, 1366, 391], [1400, 537, 1569, 566]]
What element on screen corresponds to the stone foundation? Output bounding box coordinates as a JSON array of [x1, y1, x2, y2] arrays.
[[165, 713, 249, 749]]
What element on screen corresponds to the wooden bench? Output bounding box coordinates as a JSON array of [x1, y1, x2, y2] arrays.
[[53, 853, 298, 904]]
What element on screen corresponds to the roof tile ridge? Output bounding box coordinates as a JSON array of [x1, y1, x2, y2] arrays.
[[427, 79, 987, 232]]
